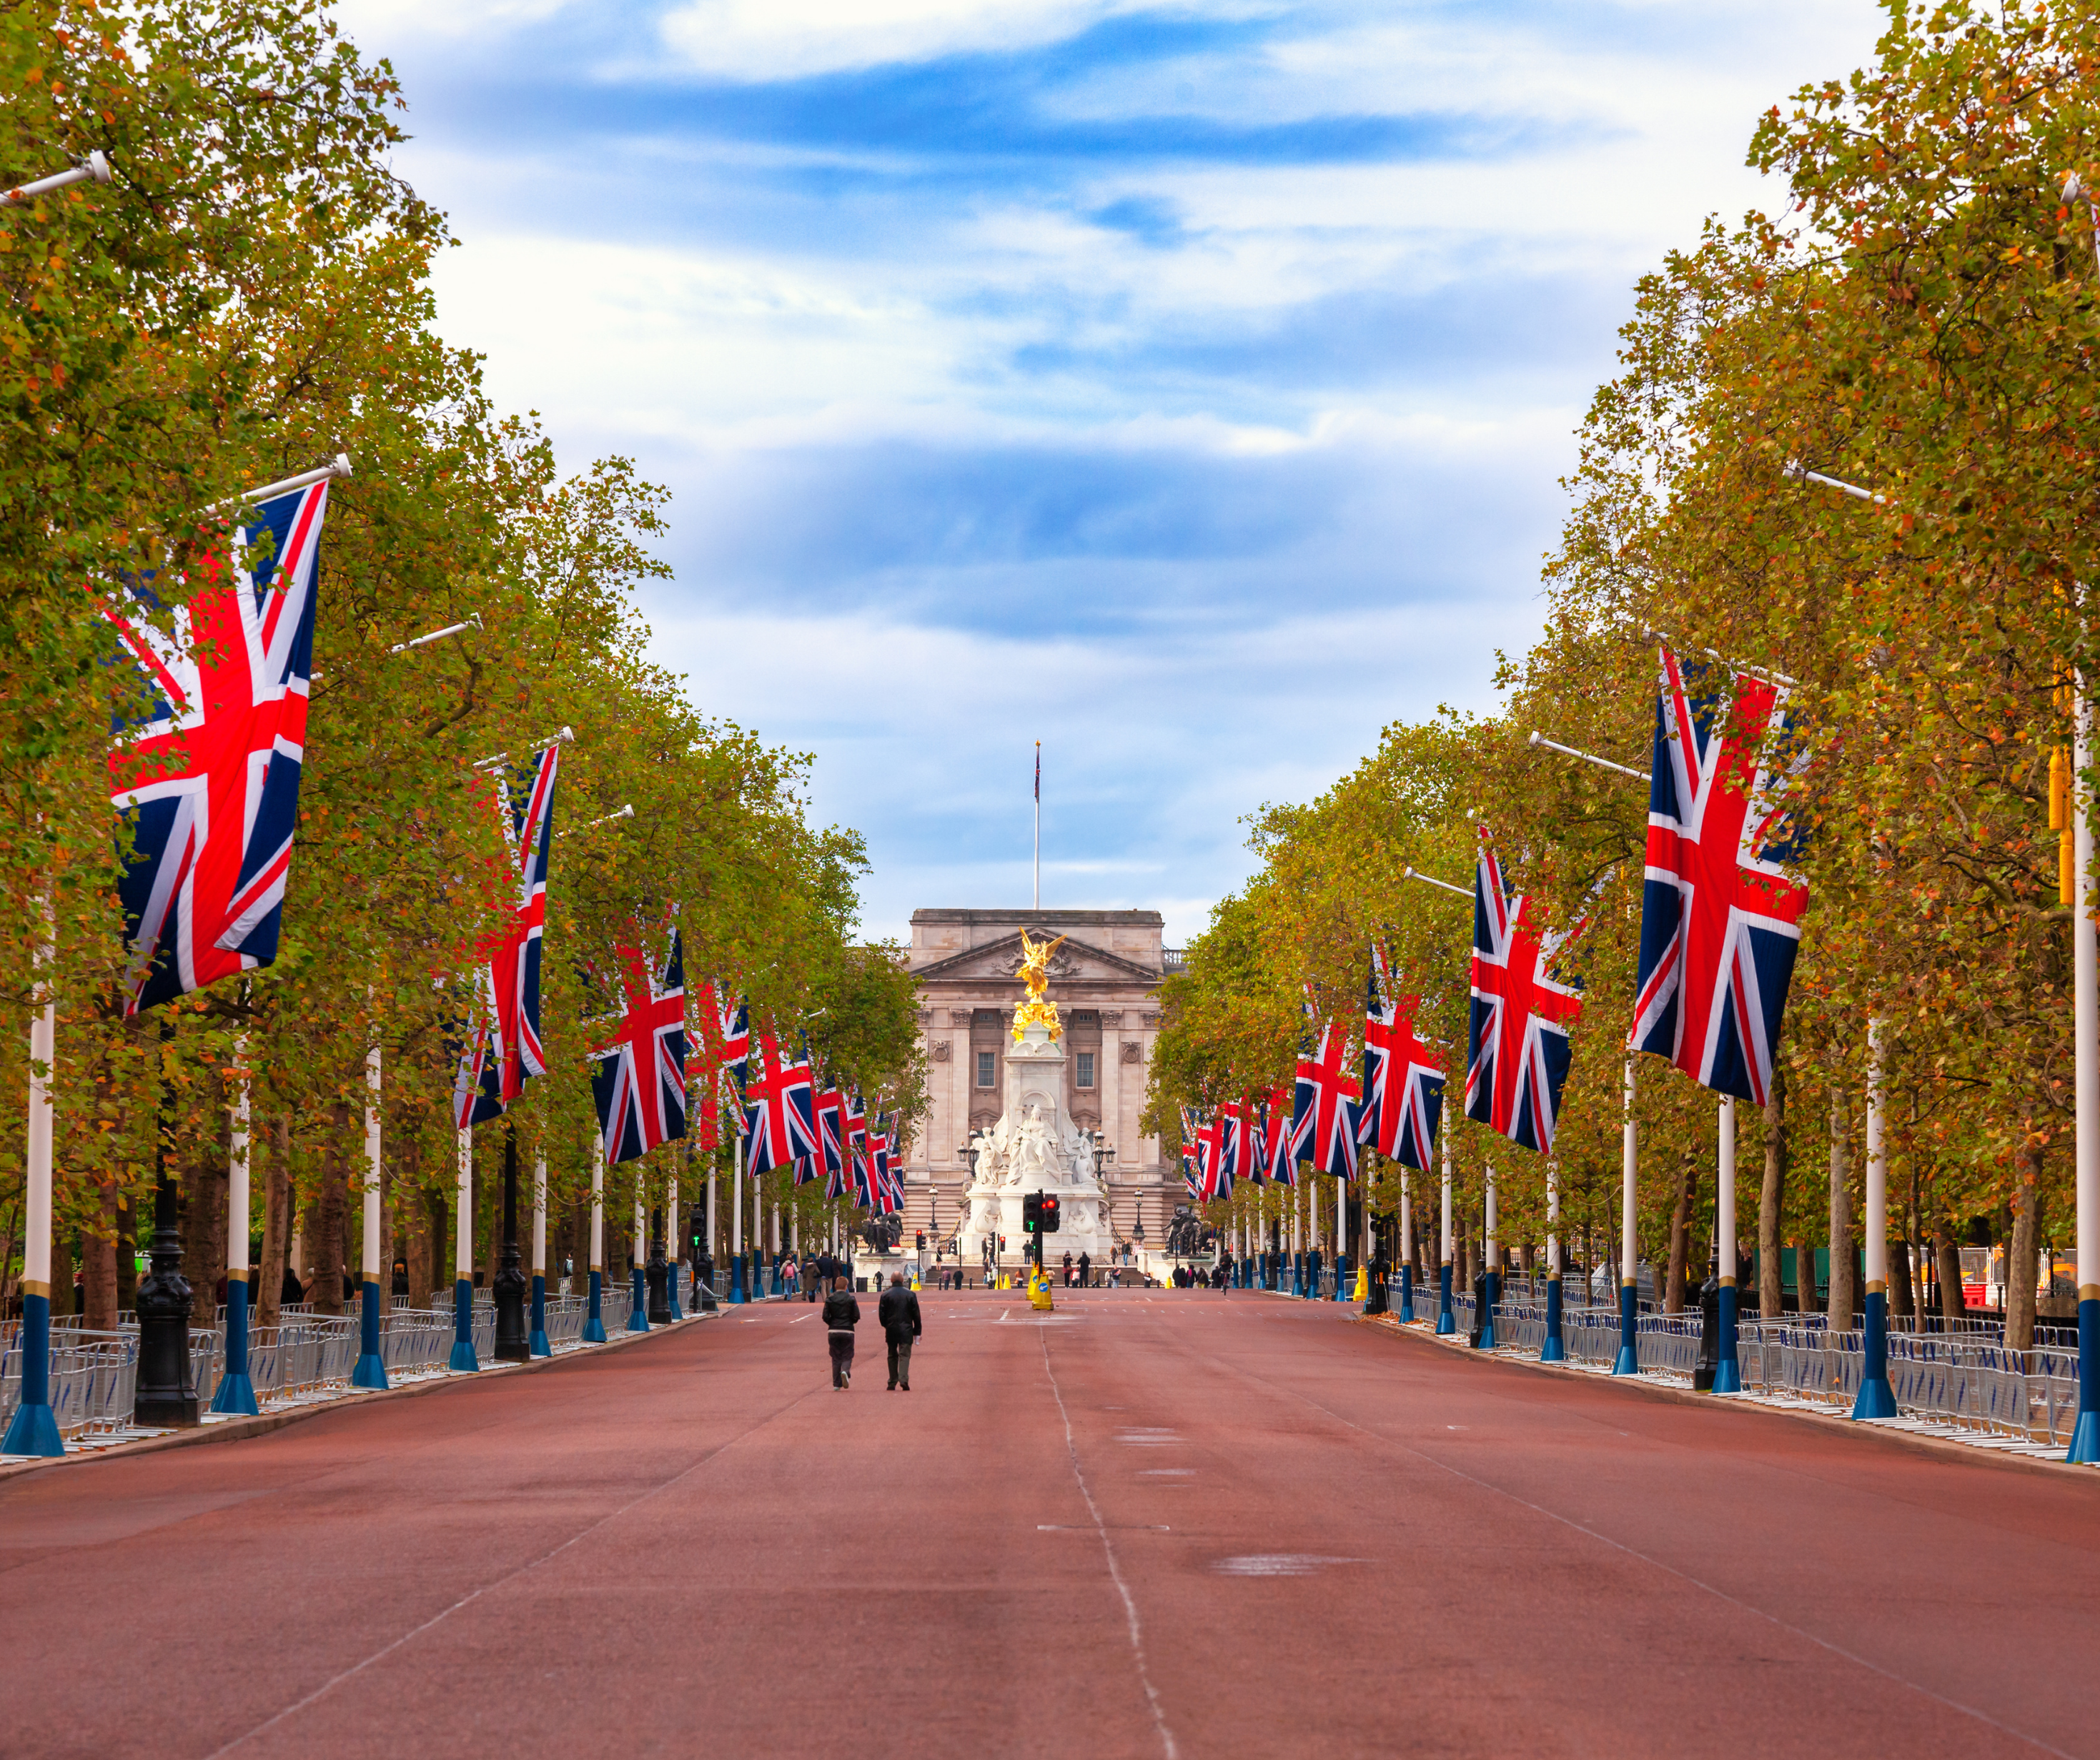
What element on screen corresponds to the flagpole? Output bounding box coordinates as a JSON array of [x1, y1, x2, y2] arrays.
[[210, 1048, 262, 1415], [2076, 662, 2100, 1460], [1437, 1129, 1455, 1335], [352, 1043, 388, 1388], [730, 1133, 746, 1303], [1398, 1170, 1415, 1321], [450, 1128, 479, 1371], [1614, 1058, 1640, 1375], [628, 1187, 648, 1331], [0, 899, 61, 1454], [1477, 1165, 1498, 1347], [1853, 1025, 1897, 1416], [1034, 740, 1041, 910], [530, 1152, 550, 1356], [584, 1152, 608, 1342], [1714, 1095, 1743, 1393], [1542, 1158, 1565, 1361]]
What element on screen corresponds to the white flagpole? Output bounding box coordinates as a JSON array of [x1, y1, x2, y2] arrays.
[[449, 1128, 478, 1371], [1437, 1128, 1454, 1334], [530, 1152, 550, 1356], [629, 1188, 648, 1331], [1714, 1095, 1742, 1393], [1614, 1058, 1639, 1375], [1853, 1025, 1896, 1415], [352, 1043, 387, 1388], [209, 1044, 262, 1415], [1034, 740, 1041, 910], [1542, 1157, 1564, 1361], [1399, 1168, 1415, 1320], [585, 1152, 608, 1342], [1478, 1163, 1498, 1346], [1, 897, 61, 1454], [666, 1160, 682, 1319], [731, 1131, 746, 1303]]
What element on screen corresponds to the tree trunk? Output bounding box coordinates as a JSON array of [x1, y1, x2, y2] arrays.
[[1935, 1226, 1966, 1321], [51, 1225, 75, 1316], [2006, 1138, 2041, 1351], [82, 1183, 119, 1331], [405, 1179, 432, 1309], [1828, 1085, 1855, 1330], [307, 1105, 350, 1316], [115, 1186, 137, 1312], [257, 1115, 292, 1327], [1665, 1153, 1697, 1313], [187, 1068, 231, 1328], [1890, 1235, 1916, 1320], [1759, 1068, 1787, 1316]]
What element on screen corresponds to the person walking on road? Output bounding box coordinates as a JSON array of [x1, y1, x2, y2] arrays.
[[822, 1276, 860, 1389], [878, 1270, 921, 1391]]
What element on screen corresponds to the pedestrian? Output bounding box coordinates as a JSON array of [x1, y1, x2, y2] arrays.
[[878, 1270, 922, 1391], [1078, 1251, 1091, 1288], [822, 1275, 860, 1389], [781, 1253, 799, 1300]]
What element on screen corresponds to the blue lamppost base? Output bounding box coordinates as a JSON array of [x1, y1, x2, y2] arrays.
[[1851, 1287, 1897, 1418], [1540, 1275, 1565, 1361], [1435, 1264, 1455, 1335], [668, 1265, 684, 1321], [448, 1278, 480, 1373], [1612, 1281, 1639, 1376], [1712, 1282, 1743, 1393], [2070, 1298, 2100, 1463], [1, 1400, 62, 1458], [1333, 1254, 1349, 1302], [530, 1272, 550, 1356], [628, 1267, 649, 1332], [1398, 1266, 1414, 1323], [1475, 1269, 1498, 1349], [212, 1281, 262, 1413], [351, 1278, 389, 1390], [583, 1268, 608, 1343], [730, 1255, 748, 1305]]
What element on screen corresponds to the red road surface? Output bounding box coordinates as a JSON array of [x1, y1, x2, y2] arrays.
[[3, 1291, 2096, 1759]]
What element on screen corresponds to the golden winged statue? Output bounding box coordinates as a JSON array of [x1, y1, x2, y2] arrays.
[[1011, 928, 1068, 1040]]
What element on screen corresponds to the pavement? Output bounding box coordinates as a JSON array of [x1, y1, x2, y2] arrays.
[[2, 1288, 2095, 1759]]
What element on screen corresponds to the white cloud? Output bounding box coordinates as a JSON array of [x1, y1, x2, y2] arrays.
[[657, 0, 1159, 80]]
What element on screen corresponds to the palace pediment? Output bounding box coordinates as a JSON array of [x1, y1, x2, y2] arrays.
[[913, 931, 1160, 989]]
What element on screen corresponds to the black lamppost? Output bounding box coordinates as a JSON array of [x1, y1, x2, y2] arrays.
[[647, 1204, 671, 1323], [492, 1125, 528, 1361], [134, 1021, 196, 1428]]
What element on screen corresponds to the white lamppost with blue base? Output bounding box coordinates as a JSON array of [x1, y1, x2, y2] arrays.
[[1397, 1170, 1415, 1322], [583, 1152, 607, 1343], [628, 1192, 649, 1331], [1713, 1095, 1743, 1394], [352, 1042, 389, 1390], [530, 1153, 550, 1356], [1475, 1166, 1498, 1348], [3, 923, 64, 1458], [211, 1056, 262, 1414], [665, 1166, 683, 1318], [1541, 1160, 1565, 1361], [448, 1125, 479, 1372], [1851, 1024, 1898, 1418], [1436, 1129, 1455, 1335], [1614, 1060, 1640, 1376]]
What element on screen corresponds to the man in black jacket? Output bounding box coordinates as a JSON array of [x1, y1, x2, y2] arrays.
[[877, 1271, 922, 1392], [821, 1277, 860, 1388]]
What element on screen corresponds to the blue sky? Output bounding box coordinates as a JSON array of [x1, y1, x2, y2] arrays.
[[338, 0, 1887, 945]]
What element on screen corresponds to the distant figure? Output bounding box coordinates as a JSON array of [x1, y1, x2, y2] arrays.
[[1078, 1251, 1091, 1288], [279, 1266, 304, 1306], [878, 1271, 923, 1391], [822, 1276, 860, 1389], [780, 1253, 799, 1299]]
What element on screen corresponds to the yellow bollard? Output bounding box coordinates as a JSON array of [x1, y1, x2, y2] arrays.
[[1353, 1263, 1370, 1303], [1029, 1265, 1054, 1311]]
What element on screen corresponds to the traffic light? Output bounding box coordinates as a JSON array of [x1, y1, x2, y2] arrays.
[[916, 1230, 926, 1250], [1040, 1194, 1061, 1234], [1022, 1193, 1042, 1232]]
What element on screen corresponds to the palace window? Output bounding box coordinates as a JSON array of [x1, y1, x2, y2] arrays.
[[1076, 1052, 1096, 1089], [977, 1050, 996, 1088]]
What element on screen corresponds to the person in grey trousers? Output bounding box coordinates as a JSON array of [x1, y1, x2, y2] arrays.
[[822, 1276, 860, 1388]]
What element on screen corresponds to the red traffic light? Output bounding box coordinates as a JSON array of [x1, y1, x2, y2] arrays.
[[1040, 1194, 1061, 1234]]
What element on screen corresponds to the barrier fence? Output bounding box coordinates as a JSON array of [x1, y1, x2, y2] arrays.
[[2, 1290, 704, 1448], [1381, 1281, 2086, 1449]]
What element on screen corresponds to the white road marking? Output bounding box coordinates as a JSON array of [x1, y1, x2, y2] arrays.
[[1039, 1332, 1178, 1760], [1139, 1469, 1194, 1477], [1214, 1556, 1364, 1578]]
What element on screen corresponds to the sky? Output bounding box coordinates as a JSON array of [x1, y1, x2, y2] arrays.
[[336, 0, 1888, 947]]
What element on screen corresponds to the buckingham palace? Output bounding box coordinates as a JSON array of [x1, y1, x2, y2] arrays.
[[897, 908, 1179, 1253]]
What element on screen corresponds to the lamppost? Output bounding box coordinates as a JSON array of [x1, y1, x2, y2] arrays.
[[134, 1020, 197, 1427], [647, 1202, 671, 1323], [492, 1125, 530, 1361]]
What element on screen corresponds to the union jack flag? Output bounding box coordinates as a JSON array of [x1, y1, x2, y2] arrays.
[[106, 479, 335, 1015], [1290, 1011, 1360, 1182], [743, 1030, 817, 1175], [590, 926, 688, 1168], [690, 983, 750, 1150], [1179, 1107, 1201, 1198], [867, 1115, 902, 1215], [841, 1092, 868, 1202], [1631, 644, 1809, 1105], [452, 741, 562, 1128], [813, 1085, 846, 1189], [1258, 1085, 1292, 1187], [1359, 944, 1445, 1173], [1218, 1100, 1246, 1189], [1466, 842, 1585, 1155]]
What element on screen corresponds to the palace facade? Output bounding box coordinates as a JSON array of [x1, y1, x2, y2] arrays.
[[898, 908, 1180, 1251]]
